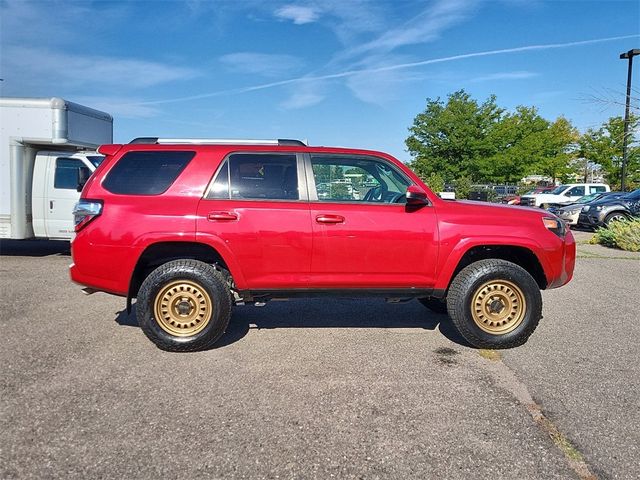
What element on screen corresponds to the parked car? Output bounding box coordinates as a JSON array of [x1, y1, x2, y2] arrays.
[[71, 137, 575, 352], [502, 186, 554, 205], [549, 192, 625, 226], [520, 183, 610, 208], [577, 188, 640, 228]]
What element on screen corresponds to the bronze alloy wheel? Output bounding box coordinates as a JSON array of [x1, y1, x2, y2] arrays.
[[153, 280, 213, 337], [470, 280, 526, 335]]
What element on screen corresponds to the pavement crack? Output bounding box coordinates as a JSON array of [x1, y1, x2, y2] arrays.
[[476, 351, 597, 480]]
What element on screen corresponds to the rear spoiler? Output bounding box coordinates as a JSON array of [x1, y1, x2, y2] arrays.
[[97, 144, 123, 156]]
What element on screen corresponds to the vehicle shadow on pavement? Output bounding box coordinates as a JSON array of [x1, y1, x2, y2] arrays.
[[115, 298, 472, 349], [0, 239, 70, 257]]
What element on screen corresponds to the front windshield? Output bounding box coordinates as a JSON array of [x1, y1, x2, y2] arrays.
[[576, 193, 598, 204], [549, 185, 567, 195], [623, 188, 640, 200]]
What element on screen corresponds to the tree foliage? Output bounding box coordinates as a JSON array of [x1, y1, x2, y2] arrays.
[[579, 115, 640, 190], [406, 90, 578, 184]]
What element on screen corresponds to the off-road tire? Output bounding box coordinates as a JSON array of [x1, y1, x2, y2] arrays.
[[418, 297, 448, 314], [137, 259, 233, 352], [446, 259, 542, 349]]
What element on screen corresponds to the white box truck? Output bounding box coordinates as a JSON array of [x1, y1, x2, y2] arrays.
[[1, 97, 113, 240]]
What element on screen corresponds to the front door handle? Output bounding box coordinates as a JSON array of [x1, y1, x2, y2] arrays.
[[207, 211, 238, 221], [316, 214, 345, 224]]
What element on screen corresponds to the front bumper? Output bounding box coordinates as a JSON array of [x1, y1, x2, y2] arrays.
[[578, 211, 603, 228], [557, 210, 580, 225], [547, 230, 576, 288]]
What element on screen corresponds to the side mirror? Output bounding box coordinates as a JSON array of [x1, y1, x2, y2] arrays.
[[564, 191, 573, 197], [406, 185, 430, 206], [77, 167, 91, 192]]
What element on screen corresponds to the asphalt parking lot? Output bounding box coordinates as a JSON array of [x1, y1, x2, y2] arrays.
[[1, 231, 638, 479]]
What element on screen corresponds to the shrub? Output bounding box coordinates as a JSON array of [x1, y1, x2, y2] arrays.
[[454, 176, 472, 199], [590, 218, 640, 252], [425, 172, 445, 193]]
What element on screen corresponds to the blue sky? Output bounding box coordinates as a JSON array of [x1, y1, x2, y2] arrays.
[[1, 0, 638, 160]]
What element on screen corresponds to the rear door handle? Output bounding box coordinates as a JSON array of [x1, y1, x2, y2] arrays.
[[207, 211, 238, 221], [316, 214, 345, 224]]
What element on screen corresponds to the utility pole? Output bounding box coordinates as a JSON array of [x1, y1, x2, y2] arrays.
[[619, 49, 640, 191]]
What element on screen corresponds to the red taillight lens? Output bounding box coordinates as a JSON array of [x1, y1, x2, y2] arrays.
[[73, 200, 103, 232]]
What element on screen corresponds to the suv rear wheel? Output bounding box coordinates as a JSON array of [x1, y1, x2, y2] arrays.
[[446, 259, 542, 349], [137, 260, 232, 352]]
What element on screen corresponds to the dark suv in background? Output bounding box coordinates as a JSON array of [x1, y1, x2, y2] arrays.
[[578, 188, 640, 228]]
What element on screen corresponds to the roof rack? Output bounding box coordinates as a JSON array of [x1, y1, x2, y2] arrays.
[[129, 137, 307, 146]]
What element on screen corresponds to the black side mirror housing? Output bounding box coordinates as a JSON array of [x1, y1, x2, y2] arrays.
[[406, 186, 430, 206]]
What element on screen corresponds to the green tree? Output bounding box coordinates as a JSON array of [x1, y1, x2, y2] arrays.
[[406, 90, 503, 183], [479, 106, 550, 183], [534, 117, 580, 183], [424, 172, 445, 193], [406, 91, 577, 184], [579, 115, 640, 190], [454, 175, 472, 199]]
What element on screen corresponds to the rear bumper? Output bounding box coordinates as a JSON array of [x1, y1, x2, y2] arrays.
[[69, 233, 135, 296]]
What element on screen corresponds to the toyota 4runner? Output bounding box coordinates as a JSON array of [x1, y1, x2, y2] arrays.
[[71, 138, 575, 352]]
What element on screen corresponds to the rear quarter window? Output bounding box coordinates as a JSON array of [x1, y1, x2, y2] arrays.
[[103, 151, 195, 195]]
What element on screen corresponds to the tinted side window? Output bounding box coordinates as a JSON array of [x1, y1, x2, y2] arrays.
[[566, 186, 585, 196], [103, 151, 194, 195], [223, 154, 298, 200], [311, 156, 410, 203], [207, 160, 230, 199], [54, 158, 90, 190]]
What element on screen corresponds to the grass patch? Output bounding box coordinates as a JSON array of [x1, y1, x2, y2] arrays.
[[590, 218, 640, 252]]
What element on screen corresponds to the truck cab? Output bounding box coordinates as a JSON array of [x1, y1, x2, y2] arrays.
[[520, 183, 610, 208], [32, 151, 103, 239]]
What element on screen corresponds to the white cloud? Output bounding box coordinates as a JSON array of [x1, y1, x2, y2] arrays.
[[275, 5, 320, 25], [341, 0, 478, 60], [2, 46, 198, 90], [72, 96, 161, 118], [136, 34, 638, 106], [469, 71, 539, 83], [281, 91, 324, 109], [219, 52, 304, 78]]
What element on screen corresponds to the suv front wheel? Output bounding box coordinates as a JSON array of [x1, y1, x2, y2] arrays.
[[446, 259, 542, 349], [137, 260, 232, 352]]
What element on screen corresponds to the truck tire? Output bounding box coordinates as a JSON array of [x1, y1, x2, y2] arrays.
[[418, 297, 448, 314], [604, 212, 629, 227], [137, 259, 233, 352], [446, 259, 542, 349]]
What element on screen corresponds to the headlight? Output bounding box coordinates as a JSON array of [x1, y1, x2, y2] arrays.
[[568, 208, 580, 215], [582, 206, 590, 212], [595, 205, 603, 211], [542, 217, 566, 238]]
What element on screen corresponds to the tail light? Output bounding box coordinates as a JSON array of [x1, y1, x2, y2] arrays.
[[73, 200, 103, 231]]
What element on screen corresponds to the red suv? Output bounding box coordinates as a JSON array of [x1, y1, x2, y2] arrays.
[[71, 138, 575, 352]]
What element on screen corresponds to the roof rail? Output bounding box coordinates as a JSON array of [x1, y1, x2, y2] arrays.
[[128, 137, 307, 146]]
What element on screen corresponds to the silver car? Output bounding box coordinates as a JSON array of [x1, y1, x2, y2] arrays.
[[555, 192, 625, 225]]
